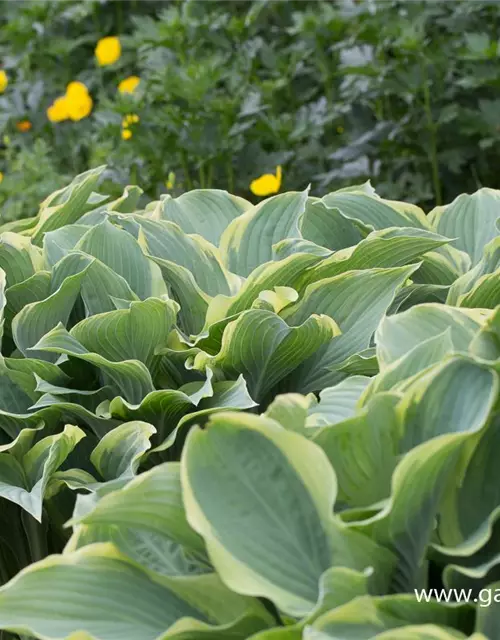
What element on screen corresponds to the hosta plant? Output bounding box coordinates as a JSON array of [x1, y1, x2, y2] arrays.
[[0, 167, 498, 639]]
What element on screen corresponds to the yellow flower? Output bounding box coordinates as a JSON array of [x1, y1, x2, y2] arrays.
[[66, 81, 89, 99], [250, 165, 282, 197], [122, 128, 132, 140], [118, 75, 140, 94], [67, 93, 93, 121], [0, 70, 7, 93], [165, 171, 176, 189], [337, 125, 344, 134], [16, 120, 32, 132], [95, 36, 121, 66], [122, 113, 139, 127], [47, 80, 93, 123], [47, 96, 70, 122], [0, 171, 3, 183]]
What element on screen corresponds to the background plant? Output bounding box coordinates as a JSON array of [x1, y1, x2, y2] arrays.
[[2, 0, 500, 222]]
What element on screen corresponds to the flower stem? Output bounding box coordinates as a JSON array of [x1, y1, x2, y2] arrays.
[[181, 150, 193, 190], [421, 61, 442, 205], [226, 157, 234, 193]]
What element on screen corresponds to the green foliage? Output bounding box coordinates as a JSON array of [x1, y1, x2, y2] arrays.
[[0, 167, 498, 638], [3, 0, 500, 222]]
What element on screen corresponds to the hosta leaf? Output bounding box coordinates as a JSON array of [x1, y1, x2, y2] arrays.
[[0, 367, 35, 418], [220, 190, 309, 277], [67, 462, 208, 576], [0, 543, 272, 640], [249, 567, 372, 639], [77, 186, 141, 225], [306, 376, 370, 426], [300, 199, 365, 251], [12, 255, 91, 360], [474, 581, 500, 637], [337, 348, 379, 376], [272, 237, 331, 260], [0, 232, 43, 288], [353, 436, 475, 592], [90, 421, 156, 482], [151, 254, 211, 336], [107, 389, 205, 444], [0, 268, 5, 348], [429, 188, 500, 265], [70, 297, 178, 366], [412, 245, 471, 286], [217, 252, 320, 320], [297, 227, 449, 289], [397, 357, 498, 452], [49, 250, 93, 293], [283, 265, 416, 392], [370, 628, 469, 640], [252, 286, 299, 313], [264, 393, 313, 434], [43, 224, 90, 268], [106, 373, 256, 445], [3, 357, 69, 399], [322, 191, 428, 230], [447, 237, 500, 305], [4, 271, 51, 322], [193, 309, 340, 401], [363, 330, 455, 401], [114, 215, 238, 298], [75, 219, 167, 300], [32, 324, 154, 403], [304, 595, 473, 640], [79, 254, 140, 315], [353, 359, 496, 591], [0, 424, 85, 520], [312, 393, 400, 509], [305, 566, 372, 623], [249, 629, 302, 639], [470, 305, 500, 361], [182, 412, 395, 617], [437, 411, 500, 551], [390, 283, 449, 314], [375, 304, 488, 368], [31, 166, 105, 245], [150, 189, 251, 246], [456, 270, 500, 309], [106, 184, 143, 213]]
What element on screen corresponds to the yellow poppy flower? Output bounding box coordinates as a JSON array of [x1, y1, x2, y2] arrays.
[[122, 113, 139, 127], [122, 128, 132, 140], [95, 36, 121, 66], [250, 166, 282, 197], [0, 70, 7, 93], [118, 75, 140, 94], [16, 120, 32, 132], [0, 171, 3, 183], [67, 93, 93, 121], [47, 96, 70, 122], [66, 81, 89, 99]]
